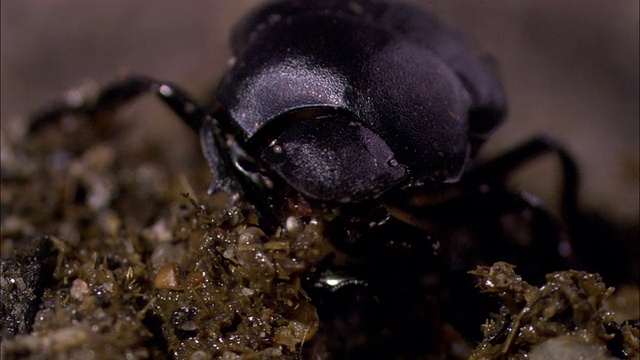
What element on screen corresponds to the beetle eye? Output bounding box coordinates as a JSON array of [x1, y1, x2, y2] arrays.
[[261, 113, 406, 203]]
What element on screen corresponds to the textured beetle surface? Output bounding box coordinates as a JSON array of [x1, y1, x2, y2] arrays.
[[212, 0, 506, 205], [18, 2, 592, 357]]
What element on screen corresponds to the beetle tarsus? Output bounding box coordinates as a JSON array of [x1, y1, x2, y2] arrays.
[[463, 135, 579, 231]]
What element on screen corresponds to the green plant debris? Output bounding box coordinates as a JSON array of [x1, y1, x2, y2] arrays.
[[0, 113, 329, 359], [2, 98, 638, 359], [469, 262, 639, 359]]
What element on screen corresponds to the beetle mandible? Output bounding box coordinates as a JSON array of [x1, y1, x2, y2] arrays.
[[29, 0, 578, 258]]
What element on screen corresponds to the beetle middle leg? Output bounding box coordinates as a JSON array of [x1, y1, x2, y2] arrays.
[[462, 135, 579, 227]]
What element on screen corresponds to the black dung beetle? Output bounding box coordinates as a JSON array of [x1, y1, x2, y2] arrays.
[[24, 0, 586, 356], [28, 0, 581, 275], [29, 0, 576, 229]]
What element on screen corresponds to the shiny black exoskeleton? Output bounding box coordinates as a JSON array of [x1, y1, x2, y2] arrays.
[[28, 1, 583, 356], [29, 0, 579, 296]]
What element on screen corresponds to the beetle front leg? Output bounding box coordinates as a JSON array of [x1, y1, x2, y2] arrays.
[[28, 76, 245, 200], [29, 76, 202, 132]]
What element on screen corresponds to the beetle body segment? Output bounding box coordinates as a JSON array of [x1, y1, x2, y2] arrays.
[[215, 0, 506, 202]]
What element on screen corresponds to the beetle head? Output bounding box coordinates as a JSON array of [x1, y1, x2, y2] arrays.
[[251, 108, 406, 204]]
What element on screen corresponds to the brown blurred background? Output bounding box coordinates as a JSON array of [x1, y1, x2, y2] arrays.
[[1, 0, 638, 227]]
